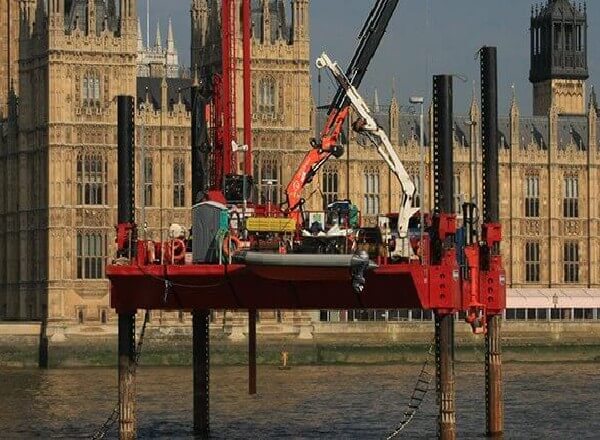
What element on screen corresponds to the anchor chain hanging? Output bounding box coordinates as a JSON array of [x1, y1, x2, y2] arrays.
[[386, 341, 435, 439]]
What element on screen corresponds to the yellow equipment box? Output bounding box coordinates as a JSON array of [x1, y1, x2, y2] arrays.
[[246, 217, 297, 233]]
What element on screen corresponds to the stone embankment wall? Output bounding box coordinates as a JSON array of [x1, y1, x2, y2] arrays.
[[1, 321, 599, 368]]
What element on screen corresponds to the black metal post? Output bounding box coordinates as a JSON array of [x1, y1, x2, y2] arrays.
[[191, 83, 211, 438], [117, 95, 137, 440], [193, 310, 210, 438], [192, 84, 210, 204], [249, 309, 257, 395], [117, 95, 135, 226], [481, 46, 504, 437], [433, 75, 454, 216], [433, 75, 456, 440], [481, 47, 499, 226]]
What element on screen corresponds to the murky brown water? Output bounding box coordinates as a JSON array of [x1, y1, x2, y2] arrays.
[[0, 363, 599, 439]]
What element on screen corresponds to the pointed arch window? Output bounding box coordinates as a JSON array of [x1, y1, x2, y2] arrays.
[[143, 157, 153, 207], [363, 169, 380, 215], [525, 242, 541, 283], [525, 175, 540, 218], [82, 72, 101, 105], [76, 232, 108, 280], [554, 23, 562, 51], [258, 158, 281, 205], [453, 174, 463, 214], [77, 152, 108, 206], [322, 168, 339, 209], [563, 175, 579, 218], [258, 77, 277, 114], [173, 157, 186, 208], [563, 241, 580, 283]]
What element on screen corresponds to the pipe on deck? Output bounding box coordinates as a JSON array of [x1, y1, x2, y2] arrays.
[[235, 251, 377, 269]]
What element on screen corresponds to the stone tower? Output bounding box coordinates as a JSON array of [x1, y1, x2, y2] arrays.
[[0, 0, 137, 320], [0, 0, 22, 119], [530, 0, 589, 116], [137, 17, 181, 78]]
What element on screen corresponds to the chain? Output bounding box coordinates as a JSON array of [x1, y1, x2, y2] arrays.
[[91, 310, 150, 440], [386, 340, 435, 439]]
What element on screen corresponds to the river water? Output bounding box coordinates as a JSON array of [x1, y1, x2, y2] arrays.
[[1, 363, 599, 439]]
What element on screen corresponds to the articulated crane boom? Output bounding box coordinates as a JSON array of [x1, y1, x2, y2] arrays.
[[283, 0, 400, 225], [316, 53, 419, 240]]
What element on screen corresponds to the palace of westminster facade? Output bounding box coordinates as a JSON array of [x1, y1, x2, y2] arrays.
[[0, 0, 599, 326]]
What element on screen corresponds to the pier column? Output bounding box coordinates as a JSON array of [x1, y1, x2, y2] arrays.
[[118, 312, 137, 440], [432, 75, 457, 440], [116, 95, 137, 439], [193, 310, 210, 438], [435, 313, 456, 440], [249, 309, 257, 395], [480, 47, 504, 437], [486, 315, 503, 436]]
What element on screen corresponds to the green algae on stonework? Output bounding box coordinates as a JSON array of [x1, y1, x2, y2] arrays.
[[1, 341, 600, 368]]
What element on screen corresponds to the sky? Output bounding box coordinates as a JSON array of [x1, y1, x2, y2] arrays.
[[138, 0, 600, 115]]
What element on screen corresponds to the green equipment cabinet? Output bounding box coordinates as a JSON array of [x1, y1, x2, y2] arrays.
[[192, 201, 230, 263]]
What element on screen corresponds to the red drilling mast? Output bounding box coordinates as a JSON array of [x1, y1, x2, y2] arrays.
[[242, 0, 253, 176], [220, 0, 235, 176], [208, 0, 252, 202]]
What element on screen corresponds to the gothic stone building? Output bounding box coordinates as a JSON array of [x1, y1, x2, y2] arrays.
[[0, 0, 197, 323], [0, 0, 314, 327], [137, 17, 181, 79], [0, 0, 599, 326]]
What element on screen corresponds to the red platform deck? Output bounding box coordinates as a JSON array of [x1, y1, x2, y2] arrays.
[[107, 261, 460, 313]]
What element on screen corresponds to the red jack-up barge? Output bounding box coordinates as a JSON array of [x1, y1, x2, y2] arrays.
[[106, 1, 505, 439]]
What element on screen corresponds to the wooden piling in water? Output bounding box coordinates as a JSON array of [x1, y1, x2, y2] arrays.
[[193, 310, 210, 438], [486, 315, 503, 436], [480, 46, 504, 438], [431, 74, 457, 440], [435, 314, 456, 440], [118, 312, 137, 440], [116, 94, 137, 440]]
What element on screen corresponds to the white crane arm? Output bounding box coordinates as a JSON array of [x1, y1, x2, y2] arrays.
[[316, 52, 419, 238]]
